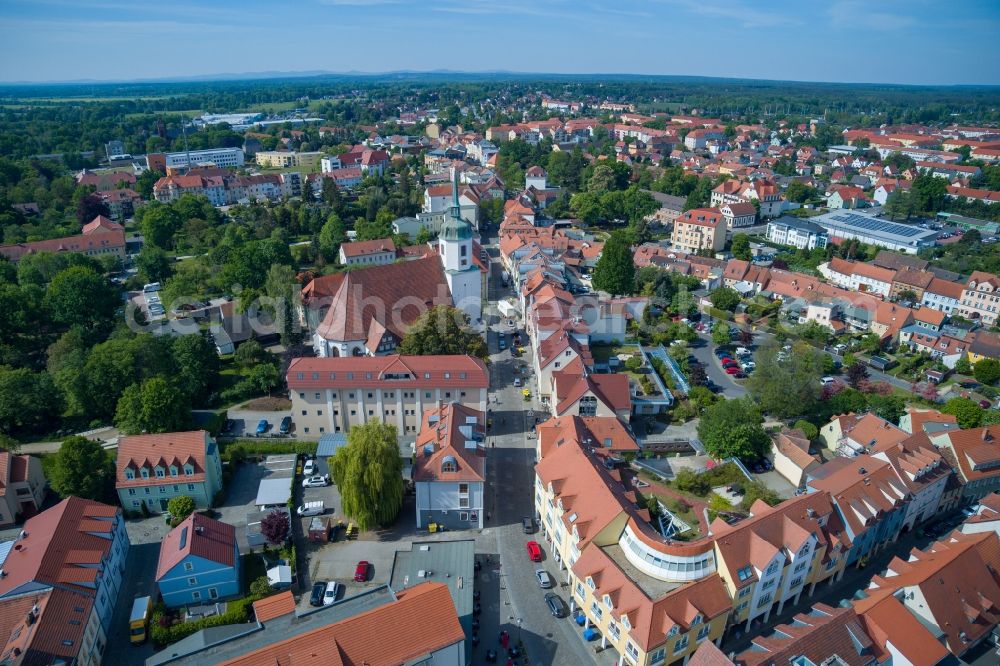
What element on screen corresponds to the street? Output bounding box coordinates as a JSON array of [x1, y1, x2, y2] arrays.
[[480, 241, 616, 666]]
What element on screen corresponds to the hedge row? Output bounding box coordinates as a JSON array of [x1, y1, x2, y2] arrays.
[[220, 439, 317, 462], [150, 595, 259, 646]]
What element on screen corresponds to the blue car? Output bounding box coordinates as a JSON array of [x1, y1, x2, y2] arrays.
[[256, 419, 269, 435]]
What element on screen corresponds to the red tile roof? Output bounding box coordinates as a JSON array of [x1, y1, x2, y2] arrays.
[[220, 582, 464, 666], [735, 604, 875, 666], [339, 237, 397, 258], [854, 531, 1000, 658], [252, 591, 296, 623], [287, 354, 488, 390], [536, 415, 638, 459], [116, 430, 211, 488], [855, 593, 949, 666], [940, 425, 1000, 483], [553, 370, 631, 416], [0, 497, 120, 598], [412, 403, 485, 483], [810, 456, 908, 536], [0, 215, 125, 262], [156, 513, 237, 580]]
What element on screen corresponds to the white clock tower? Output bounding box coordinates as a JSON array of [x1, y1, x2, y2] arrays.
[[439, 174, 482, 323]]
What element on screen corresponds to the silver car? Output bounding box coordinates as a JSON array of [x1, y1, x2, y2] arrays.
[[535, 569, 553, 589]]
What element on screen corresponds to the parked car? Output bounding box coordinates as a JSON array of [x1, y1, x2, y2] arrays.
[[302, 474, 331, 488], [734, 372, 748, 379], [279, 416, 292, 435], [256, 419, 269, 435], [522, 517, 534, 534], [297, 501, 325, 517], [535, 569, 553, 589], [820, 376, 836, 386], [514, 377, 522, 387], [725, 366, 740, 375], [526, 541, 542, 562], [499, 339, 506, 350], [303, 458, 317, 476], [544, 592, 566, 618], [310, 581, 326, 607], [323, 581, 342, 605], [354, 561, 370, 582]]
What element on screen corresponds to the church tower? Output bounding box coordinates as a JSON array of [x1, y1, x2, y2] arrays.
[[439, 173, 482, 323]]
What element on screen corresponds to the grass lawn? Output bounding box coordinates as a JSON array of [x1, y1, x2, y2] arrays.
[[590, 342, 641, 364], [242, 553, 268, 589]]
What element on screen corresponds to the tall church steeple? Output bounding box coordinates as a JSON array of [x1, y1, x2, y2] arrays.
[[438, 170, 481, 323]]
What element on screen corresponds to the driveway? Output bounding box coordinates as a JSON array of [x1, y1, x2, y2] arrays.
[[754, 470, 798, 499]]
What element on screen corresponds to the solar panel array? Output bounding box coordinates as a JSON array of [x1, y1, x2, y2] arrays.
[[827, 212, 929, 239]]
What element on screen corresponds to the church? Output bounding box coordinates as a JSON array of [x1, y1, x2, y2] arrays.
[[301, 175, 484, 358]]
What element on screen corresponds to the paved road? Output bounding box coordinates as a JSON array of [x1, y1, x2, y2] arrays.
[[480, 242, 614, 666]]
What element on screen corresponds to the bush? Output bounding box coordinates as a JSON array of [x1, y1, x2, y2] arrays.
[[673, 468, 710, 496], [792, 420, 819, 441], [150, 595, 258, 646], [220, 440, 316, 462], [740, 481, 782, 512], [708, 492, 733, 513], [249, 576, 272, 598]]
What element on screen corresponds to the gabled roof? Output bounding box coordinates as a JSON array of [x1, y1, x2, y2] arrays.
[[339, 237, 397, 258], [553, 370, 631, 416], [117, 430, 210, 488], [536, 415, 639, 459], [809, 455, 908, 536], [156, 513, 237, 581], [312, 255, 450, 345], [412, 403, 485, 483], [0, 497, 119, 599], [735, 604, 876, 666], [940, 425, 1000, 482], [286, 354, 489, 390], [854, 531, 1000, 658], [219, 582, 464, 666], [251, 591, 296, 623], [770, 428, 817, 472], [855, 593, 950, 666]]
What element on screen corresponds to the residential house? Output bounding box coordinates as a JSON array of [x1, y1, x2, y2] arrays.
[[871, 432, 951, 531], [0, 451, 47, 528], [899, 407, 959, 437], [889, 268, 935, 302], [156, 513, 241, 608], [933, 425, 1000, 502], [826, 186, 868, 209], [147, 582, 466, 666], [921, 277, 964, 314], [534, 414, 639, 463], [765, 216, 828, 250], [720, 202, 757, 229], [768, 428, 819, 489], [959, 491, 1000, 536], [808, 456, 909, 566], [0, 215, 126, 263], [819, 412, 910, 457], [337, 237, 398, 266], [286, 355, 488, 437], [75, 169, 136, 192], [0, 497, 130, 665], [571, 546, 732, 666], [820, 258, 896, 298], [853, 530, 1000, 661], [711, 493, 850, 631], [671, 208, 726, 254], [968, 329, 1000, 364], [97, 188, 143, 221], [551, 367, 631, 419], [957, 271, 1000, 326], [116, 430, 224, 513], [734, 604, 878, 666], [412, 403, 486, 530]]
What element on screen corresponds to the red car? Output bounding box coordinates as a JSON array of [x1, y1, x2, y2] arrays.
[[526, 541, 542, 562], [354, 561, 370, 582], [720, 357, 734, 365], [725, 366, 740, 375]]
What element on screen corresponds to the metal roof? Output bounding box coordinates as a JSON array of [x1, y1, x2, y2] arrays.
[[317, 433, 347, 458], [254, 478, 291, 507], [389, 539, 475, 626]]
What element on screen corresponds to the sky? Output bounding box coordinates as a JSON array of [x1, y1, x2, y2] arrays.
[[1, 0, 998, 85]]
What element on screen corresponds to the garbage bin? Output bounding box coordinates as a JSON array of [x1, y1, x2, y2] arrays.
[[583, 627, 598, 641]]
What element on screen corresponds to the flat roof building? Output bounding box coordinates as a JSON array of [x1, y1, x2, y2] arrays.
[[812, 210, 938, 254], [164, 147, 244, 170]]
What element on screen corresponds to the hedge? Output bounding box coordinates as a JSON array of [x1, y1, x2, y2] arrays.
[[150, 595, 259, 646], [220, 439, 317, 462]]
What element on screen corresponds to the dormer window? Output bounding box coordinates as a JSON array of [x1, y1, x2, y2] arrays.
[[170, 466, 178, 477], [125, 469, 135, 480], [140, 468, 149, 479], [441, 456, 458, 473], [155, 467, 165, 478], [669, 625, 679, 637], [691, 614, 702, 626], [183, 465, 194, 476], [603, 594, 613, 609]]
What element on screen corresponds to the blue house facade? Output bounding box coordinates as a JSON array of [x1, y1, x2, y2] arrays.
[[156, 514, 241, 608]]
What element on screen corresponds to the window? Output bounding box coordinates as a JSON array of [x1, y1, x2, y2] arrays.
[[756, 593, 772, 608], [590, 601, 603, 621], [127, 489, 135, 496], [608, 620, 620, 640], [188, 577, 198, 586], [625, 641, 639, 661], [696, 625, 710, 642], [192, 591, 201, 601], [737, 566, 753, 582], [586, 577, 595, 590], [459, 483, 469, 494], [459, 512, 468, 521], [315, 392, 321, 400], [766, 562, 779, 575], [188, 484, 195, 491], [184, 562, 194, 572], [673, 635, 689, 654], [649, 647, 666, 664], [575, 581, 585, 599], [125, 470, 134, 480], [155, 468, 165, 478], [738, 586, 753, 598]]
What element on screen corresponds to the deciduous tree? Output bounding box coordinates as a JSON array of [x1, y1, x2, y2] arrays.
[[50, 436, 115, 502], [696, 398, 769, 460], [398, 305, 487, 359], [167, 495, 196, 521]]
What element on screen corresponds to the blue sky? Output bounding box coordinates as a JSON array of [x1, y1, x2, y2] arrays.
[[1, 0, 998, 85]]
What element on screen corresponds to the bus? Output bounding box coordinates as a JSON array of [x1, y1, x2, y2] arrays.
[[129, 596, 152, 645]]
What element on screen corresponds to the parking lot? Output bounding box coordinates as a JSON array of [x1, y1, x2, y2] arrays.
[[226, 408, 293, 437]]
